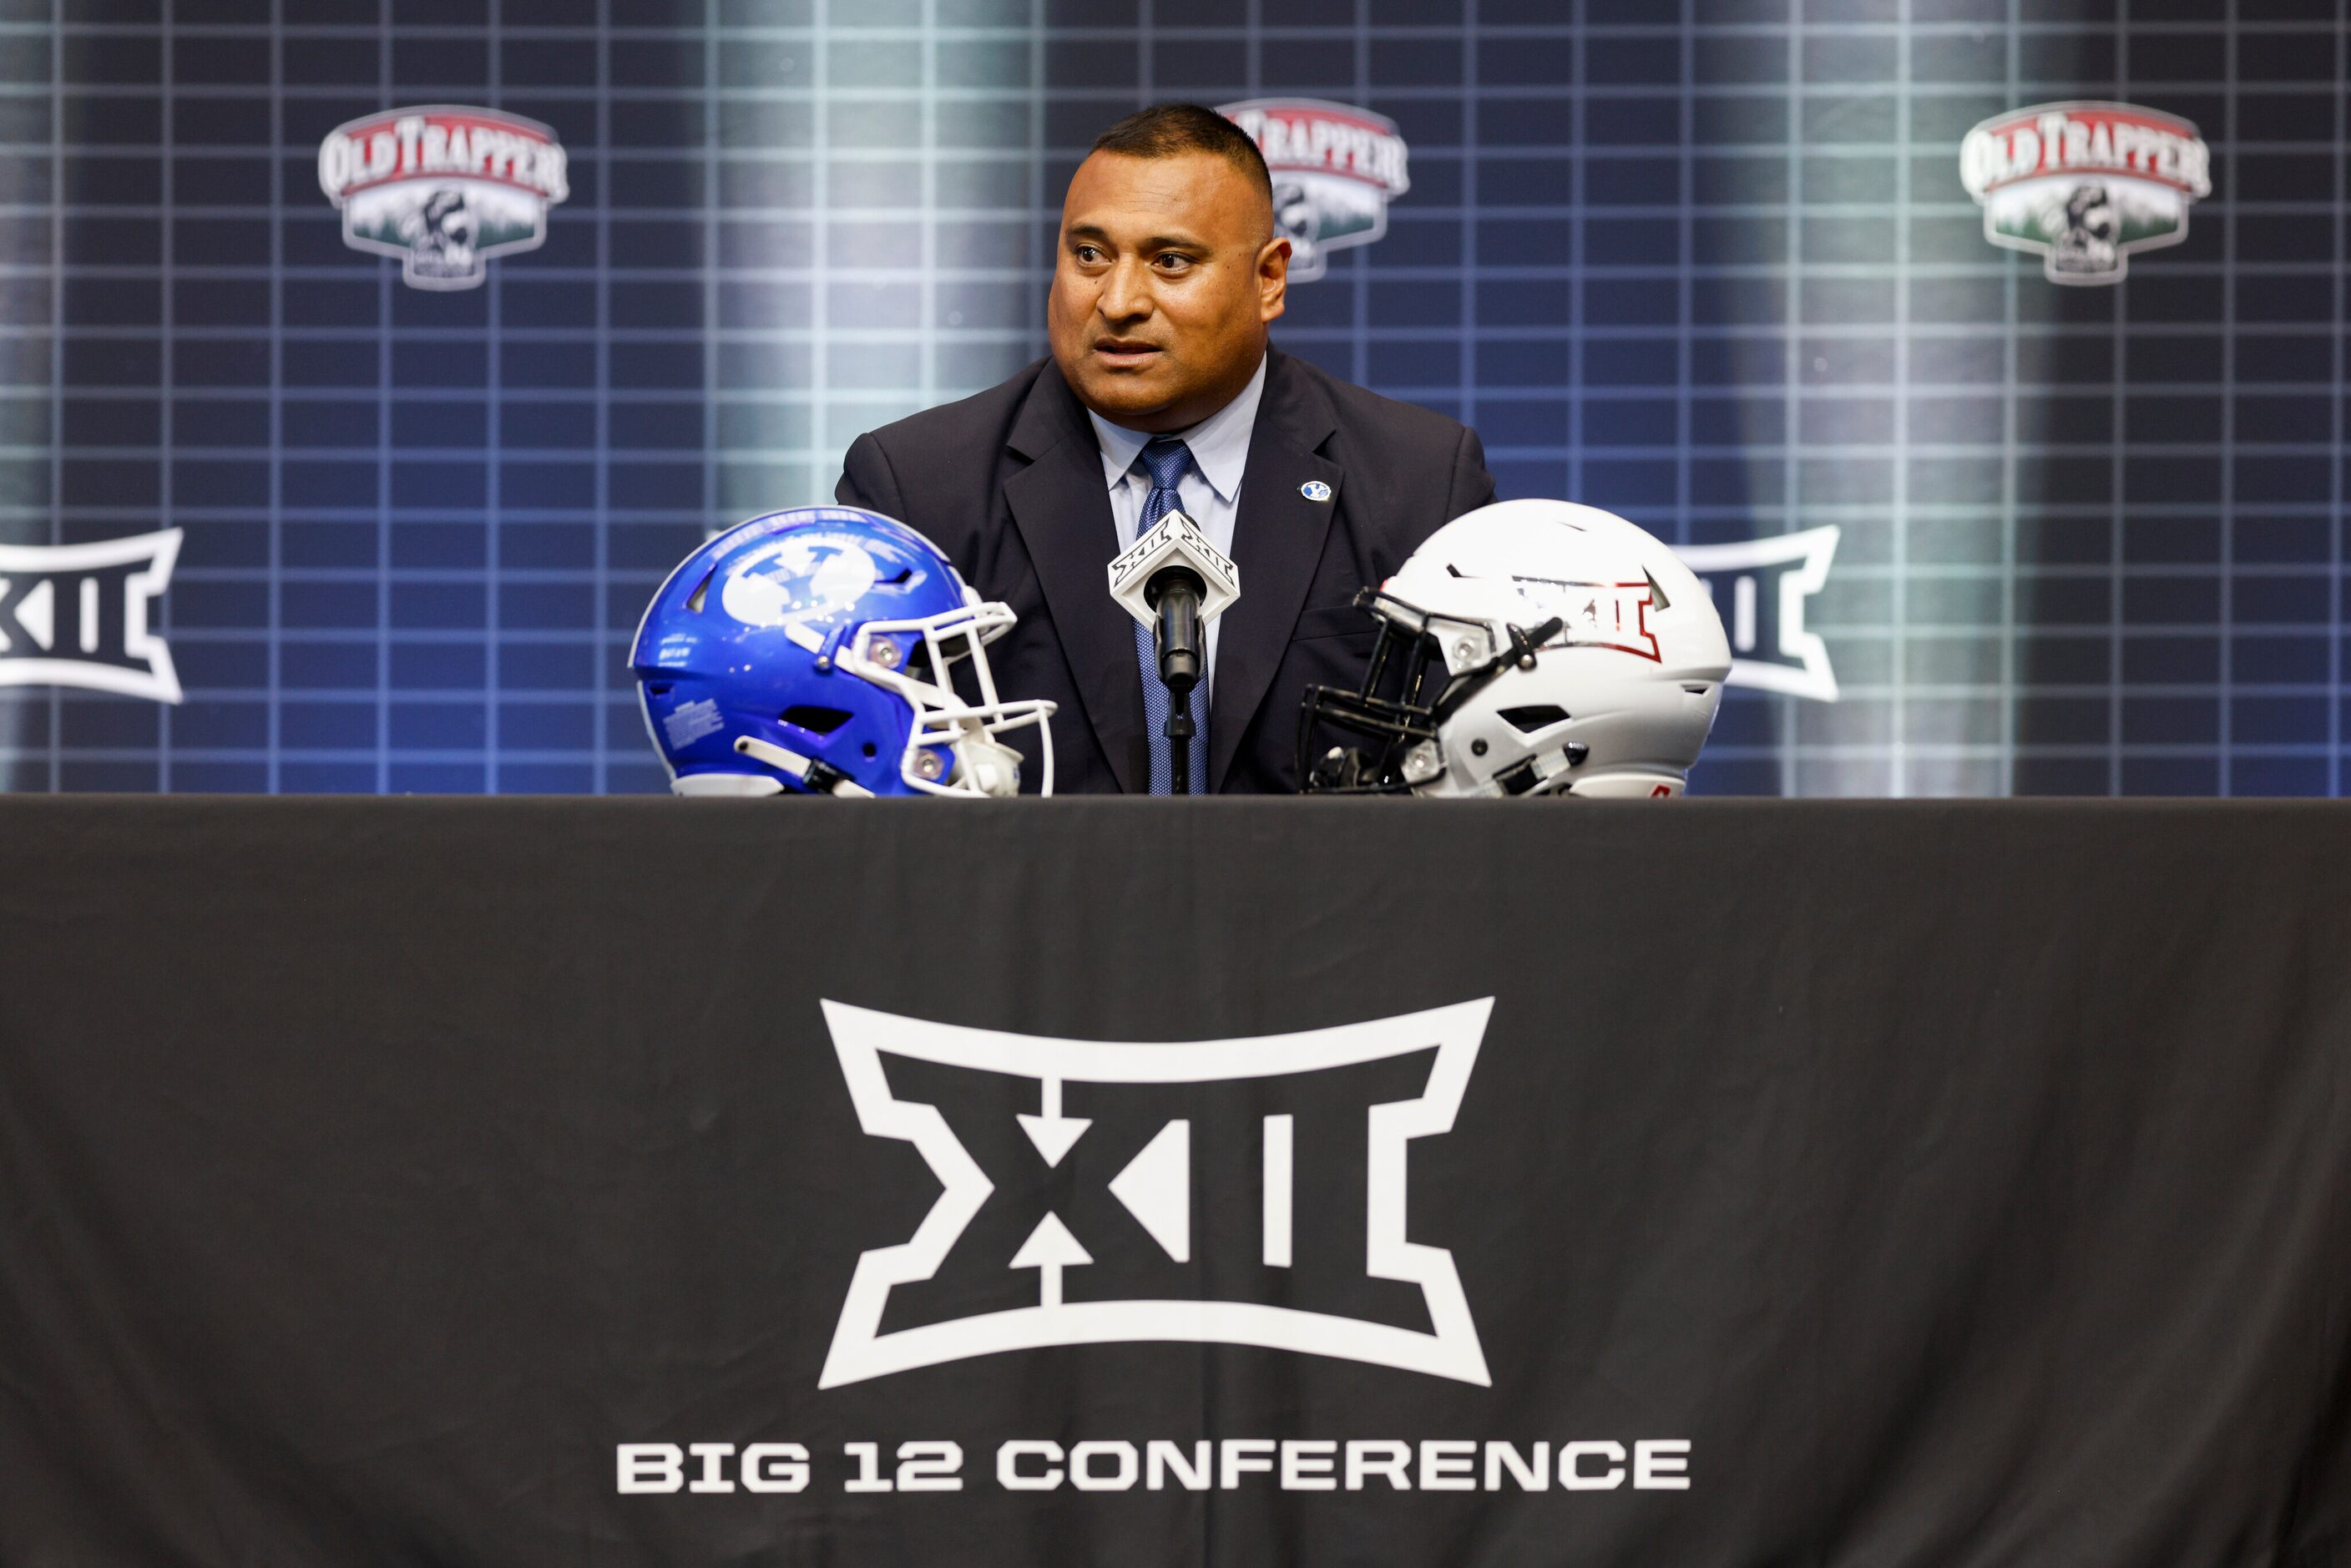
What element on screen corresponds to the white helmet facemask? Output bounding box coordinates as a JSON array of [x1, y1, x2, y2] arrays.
[[837, 590, 1056, 799], [1298, 501, 1733, 799]]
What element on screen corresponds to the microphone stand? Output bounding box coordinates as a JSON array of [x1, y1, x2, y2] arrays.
[[1150, 570, 1206, 797], [1108, 511, 1234, 799]]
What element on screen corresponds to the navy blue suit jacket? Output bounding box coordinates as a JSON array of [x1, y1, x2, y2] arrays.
[[835, 346, 1497, 795]]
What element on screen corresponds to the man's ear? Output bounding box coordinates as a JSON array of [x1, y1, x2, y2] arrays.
[[1257, 235, 1291, 323]]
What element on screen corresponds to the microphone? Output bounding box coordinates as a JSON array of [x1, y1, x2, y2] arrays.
[[1106, 509, 1241, 794]]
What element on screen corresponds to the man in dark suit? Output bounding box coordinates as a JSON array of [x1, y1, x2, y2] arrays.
[[837, 103, 1496, 795]]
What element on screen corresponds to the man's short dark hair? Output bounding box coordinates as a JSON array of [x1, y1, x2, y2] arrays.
[[1091, 103, 1273, 204]]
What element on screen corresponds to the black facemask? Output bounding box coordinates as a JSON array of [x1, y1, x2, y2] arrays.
[[1296, 589, 1562, 795]]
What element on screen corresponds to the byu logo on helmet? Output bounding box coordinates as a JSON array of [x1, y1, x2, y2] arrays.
[[720, 534, 882, 629], [632, 507, 1055, 798], [819, 999, 1492, 1388]]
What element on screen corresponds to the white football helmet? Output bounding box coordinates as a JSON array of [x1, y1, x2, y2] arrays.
[[1298, 500, 1732, 798]]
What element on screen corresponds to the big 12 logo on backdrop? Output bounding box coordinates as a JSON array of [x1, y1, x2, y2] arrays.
[[820, 999, 1492, 1388], [1675, 529, 1841, 704], [0, 530, 182, 703]]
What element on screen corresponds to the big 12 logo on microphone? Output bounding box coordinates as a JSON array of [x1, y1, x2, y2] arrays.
[[820, 999, 1492, 1388]]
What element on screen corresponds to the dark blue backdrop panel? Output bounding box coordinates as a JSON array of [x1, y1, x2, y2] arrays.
[[0, 0, 2338, 797]]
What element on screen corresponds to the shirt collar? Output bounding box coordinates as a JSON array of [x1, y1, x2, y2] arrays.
[[1086, 351, 1269, 505]]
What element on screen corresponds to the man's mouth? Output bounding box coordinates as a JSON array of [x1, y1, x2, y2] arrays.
[[1092, 340, 1163, 367]]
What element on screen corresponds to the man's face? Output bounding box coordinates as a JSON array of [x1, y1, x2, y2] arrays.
[[1049, 149, 1288, 434]]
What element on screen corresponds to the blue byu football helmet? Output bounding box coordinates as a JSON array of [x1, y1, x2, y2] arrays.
[[631, 507, 1056, 797]]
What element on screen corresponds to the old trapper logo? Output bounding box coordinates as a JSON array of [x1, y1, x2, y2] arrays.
[[319, 106, 569, 291], [0, 530, 182, 702], [820, 999, 1490, 1388], [1220, 99, 1410, 283], [1960, 102, 2210, 286]]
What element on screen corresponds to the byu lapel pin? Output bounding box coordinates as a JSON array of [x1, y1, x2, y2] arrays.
[[1300, 480, 1332, 503]]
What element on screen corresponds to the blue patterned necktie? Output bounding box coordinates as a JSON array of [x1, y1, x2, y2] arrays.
[[1134, 435, 1210, 795]]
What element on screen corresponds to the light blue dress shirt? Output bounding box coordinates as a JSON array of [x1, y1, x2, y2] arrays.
[[1084, 352, 1268, 698]]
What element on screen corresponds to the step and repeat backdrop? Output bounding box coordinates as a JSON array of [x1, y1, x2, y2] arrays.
[[0, 0, 2337, 795]]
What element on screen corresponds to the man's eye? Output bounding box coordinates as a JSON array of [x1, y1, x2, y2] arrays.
[[1154, 253, 1191, 271], [1073, 245, 1105, 263]]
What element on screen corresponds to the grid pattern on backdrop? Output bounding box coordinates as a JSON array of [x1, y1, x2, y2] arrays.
[[0, 0, 2340, 795]]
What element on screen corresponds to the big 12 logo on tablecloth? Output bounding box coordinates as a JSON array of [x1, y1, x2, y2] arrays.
[[819, 999, 1492, 1388]]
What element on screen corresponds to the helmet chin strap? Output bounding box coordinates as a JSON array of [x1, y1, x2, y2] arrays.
[[1297, 610, 1570, 795], [948, 732, 1025, 799], [1481, 741, 1591, 797], [733, 735, 877, 798]]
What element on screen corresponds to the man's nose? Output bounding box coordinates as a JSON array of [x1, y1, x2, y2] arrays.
[[1097, 257, 1155, 324]]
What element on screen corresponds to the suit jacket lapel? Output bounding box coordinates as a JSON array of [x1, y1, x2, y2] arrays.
[[1004, 362, 1146, 794], [1208, 349, 1342, 792]]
